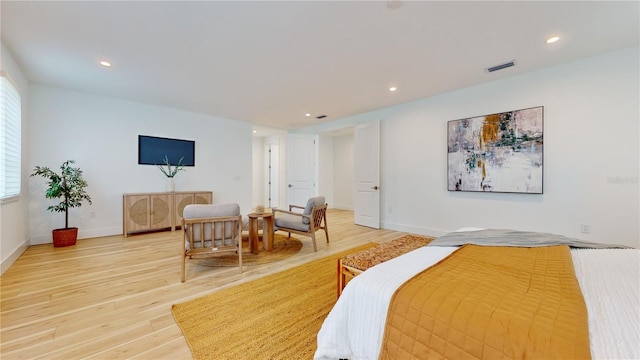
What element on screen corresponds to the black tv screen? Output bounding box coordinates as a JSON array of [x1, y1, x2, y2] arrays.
[[138, 135, 195, 166]]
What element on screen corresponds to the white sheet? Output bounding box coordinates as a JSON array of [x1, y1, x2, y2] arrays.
[[571, 248, 640, 359], [315, 246, 640, 360]]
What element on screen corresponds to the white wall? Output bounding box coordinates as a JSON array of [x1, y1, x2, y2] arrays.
[[28, 84, 253, 244], [0, 43, 31, 274], [332, 134, 354, 210], [302, 47, 640, 248], [318, 135, 335, 208]]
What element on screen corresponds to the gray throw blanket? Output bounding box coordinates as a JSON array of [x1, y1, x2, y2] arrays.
[[429, 229, 631, 249]]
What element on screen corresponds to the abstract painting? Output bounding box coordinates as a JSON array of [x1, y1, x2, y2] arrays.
[[447, 106, 543, 193]]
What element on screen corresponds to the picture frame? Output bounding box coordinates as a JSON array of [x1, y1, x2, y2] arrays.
[[447, 106, 543, 194]]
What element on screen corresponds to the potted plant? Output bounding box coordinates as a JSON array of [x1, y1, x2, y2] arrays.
[[157, 155, 186, 192], [31, 160, 93, 247]]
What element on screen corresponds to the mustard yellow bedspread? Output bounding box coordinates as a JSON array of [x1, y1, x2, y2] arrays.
[[379, 245, 591, 359]]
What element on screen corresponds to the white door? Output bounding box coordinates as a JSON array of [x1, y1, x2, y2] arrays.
[[354, 121, 380, 228], [287, 134, 317, 207]]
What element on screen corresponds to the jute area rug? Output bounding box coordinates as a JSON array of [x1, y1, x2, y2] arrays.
[[172, 243, 377, 360], [196, 234, 302, 267]]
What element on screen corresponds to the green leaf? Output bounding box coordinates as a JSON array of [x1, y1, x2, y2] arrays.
[[31, 160, 92, 228]]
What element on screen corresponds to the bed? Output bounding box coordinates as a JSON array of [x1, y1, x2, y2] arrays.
[[315, 229, 639, 359]]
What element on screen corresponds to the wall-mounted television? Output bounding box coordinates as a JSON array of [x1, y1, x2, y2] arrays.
[[138, 135, 195, 166]]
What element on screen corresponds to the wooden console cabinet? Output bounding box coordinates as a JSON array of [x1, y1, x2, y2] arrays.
[[123, 191, 213, 237]]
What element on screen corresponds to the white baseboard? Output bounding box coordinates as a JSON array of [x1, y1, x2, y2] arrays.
[[381, 221, 450, 238], [80, 226, 123, 240], [29, 226, 123, 245], [1, 238, 28, 275], [331, 204, 353, 211]]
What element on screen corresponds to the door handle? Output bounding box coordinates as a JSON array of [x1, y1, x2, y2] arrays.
[[288, 184, 293, 188], [371, 185, 379, 190]]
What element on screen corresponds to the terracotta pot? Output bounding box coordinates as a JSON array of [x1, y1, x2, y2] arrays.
[[52, 227, 78, 247]]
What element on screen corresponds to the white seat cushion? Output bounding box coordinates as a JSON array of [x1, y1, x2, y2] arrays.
[[274, 213, 310, 232]]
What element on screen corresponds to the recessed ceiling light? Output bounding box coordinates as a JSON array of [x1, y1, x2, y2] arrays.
[[305, 113, 312, 117], [99, 60, 112, 67], [252, 130, 257, 133], [389, 86, 397, 92], [546, 36, 560, 44]]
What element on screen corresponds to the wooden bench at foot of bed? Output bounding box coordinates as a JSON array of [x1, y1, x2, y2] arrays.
[[337, 235, 434, 298]]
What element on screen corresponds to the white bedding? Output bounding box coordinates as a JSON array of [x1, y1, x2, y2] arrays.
[[571, 248, 640, 359], [315, 246, 640, 360]]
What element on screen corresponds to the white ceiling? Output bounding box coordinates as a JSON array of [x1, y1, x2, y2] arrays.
[[2, 1, 638, 131]]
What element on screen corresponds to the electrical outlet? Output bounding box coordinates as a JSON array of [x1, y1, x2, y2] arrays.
[[580, 223, 591, 234], [388, 206, 393, 213], [90, 211, 96, 218]]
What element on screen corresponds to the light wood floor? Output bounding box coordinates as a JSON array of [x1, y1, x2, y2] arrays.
[[1, 209, 404, 359]]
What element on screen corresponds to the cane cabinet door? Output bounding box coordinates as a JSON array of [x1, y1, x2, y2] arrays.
[[150, 193, 172, 229], [174, 191, 213, 229], [123, 193, 172, 236]]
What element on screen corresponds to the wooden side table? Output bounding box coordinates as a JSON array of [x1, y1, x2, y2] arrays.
[[248, 212, 274, 254]]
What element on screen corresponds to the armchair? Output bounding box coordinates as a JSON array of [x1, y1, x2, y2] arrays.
[[272, 196, 329, 252], [181, 203, 243, 282]]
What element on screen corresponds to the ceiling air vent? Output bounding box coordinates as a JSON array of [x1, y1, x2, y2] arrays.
[[485, 60, 516, 73], [315, 114, 327, 119]]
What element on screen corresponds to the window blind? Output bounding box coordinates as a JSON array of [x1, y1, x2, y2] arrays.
[[1, 74, 22, 199]]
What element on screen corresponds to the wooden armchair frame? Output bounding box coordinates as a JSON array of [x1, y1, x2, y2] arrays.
[[181, 214, 243, 282], [273, 203, 329, 252]]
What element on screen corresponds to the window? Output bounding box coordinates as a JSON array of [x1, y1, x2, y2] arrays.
[[1, 73, 21, 199]]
